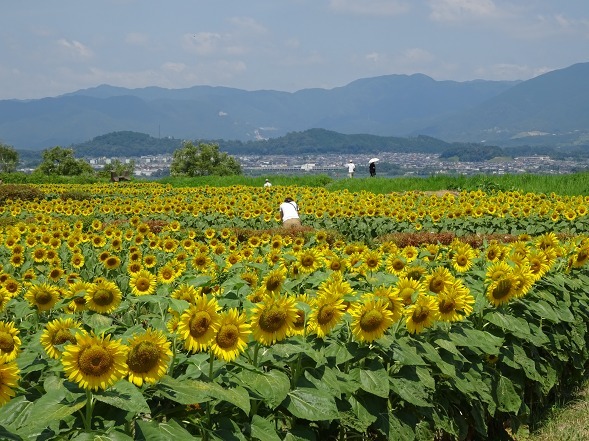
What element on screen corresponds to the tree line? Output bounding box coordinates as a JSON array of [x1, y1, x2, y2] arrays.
[[0, 141, 241, 179]]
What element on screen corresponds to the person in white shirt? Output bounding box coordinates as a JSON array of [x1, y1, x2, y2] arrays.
[[347, 160, 356, 178], [279, 197, 301, 228], [264, 179, 272, 187]]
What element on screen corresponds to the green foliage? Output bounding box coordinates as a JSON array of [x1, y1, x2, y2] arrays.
[[98, 159, 135, 178], [0, 143, 19, 173], [440, 143, 506, 162], [170, 141, 242, 177], [74, 131, 182, 157], [35, 147, 95, 176], [0, 183, 44, 203], [59, 190, 94, 201]]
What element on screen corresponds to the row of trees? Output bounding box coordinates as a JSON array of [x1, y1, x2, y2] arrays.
[[0, 141, 241, 178]]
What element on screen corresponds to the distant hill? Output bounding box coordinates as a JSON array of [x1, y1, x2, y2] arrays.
[[72, 129, 453, 158], [1, 62, 589, 150]]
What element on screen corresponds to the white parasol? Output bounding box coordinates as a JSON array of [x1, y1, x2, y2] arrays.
[[368, 158, 379, 164]]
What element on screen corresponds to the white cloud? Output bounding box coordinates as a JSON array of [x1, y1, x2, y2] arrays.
[[162, 62, 186, 73], [57, 38, 93, 59], [428, 0, 499, 22], [329, 0, 410, 16], [228, 16, 267, 34], [185, 32, 223, 55]]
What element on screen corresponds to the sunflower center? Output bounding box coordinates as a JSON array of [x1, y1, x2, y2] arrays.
[[216, 324, 239, 349], [301, 256, 315, 267], [411, 306, 429, 324], [293, 310, 305, 329], [54, 329, 76, 345], [405, 270, 421, 281], [74, 297, 86, 305], [456, 256, 468, 266], [438, 299, 456, 314], [136, 278, 151, 291], [127, 341, 159, 373], [78, 345, 114, 376], [492, 279, 512, 300], [428, 277, 445, 293], [392, 259, 405, 271], [330, 261, 341, 271], [189, 312, 211, 337], [259, 308, 286, 332], [35, 290, 54, 305], [317, 305, 335, 325], [265, 277, 281, 292], [366, 258, 379, 269], [93, 289, 114, 306], [359, 309, 384, 332], [0, 332, 15, 352]]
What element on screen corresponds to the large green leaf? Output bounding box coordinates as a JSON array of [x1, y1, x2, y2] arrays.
[[494, 375, 522, 413], [250, 415, 281, 441], [284, 388, 339, 421], [392, 338, 427, 366], [156, 375, 211, 405], [17, 389, 86, 439], [448, 327, 502, 355], [389, 367, 432, 408], [350, 360, 389, 398], [135, 419, 195, 441], [205, 382, 251, 415], [93, 380, 150, 414], [235, 369, 290, 409]]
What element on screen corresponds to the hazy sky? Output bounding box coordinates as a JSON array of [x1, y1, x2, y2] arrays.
[[2, 0, 588, 100]]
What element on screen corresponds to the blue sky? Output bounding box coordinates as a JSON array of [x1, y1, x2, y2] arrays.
[[2, 0, 588, 100]]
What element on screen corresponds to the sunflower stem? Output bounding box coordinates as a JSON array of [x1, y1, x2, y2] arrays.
[[252, 342, 260, 368], [204, 349, 216, 441], [84, 389, 94, 432]]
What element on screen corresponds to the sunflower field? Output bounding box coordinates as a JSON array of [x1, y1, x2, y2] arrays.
[[0, 182, 589, 440]]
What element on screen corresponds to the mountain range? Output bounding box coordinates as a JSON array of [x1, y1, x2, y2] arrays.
[[1, 62, 589, 151]]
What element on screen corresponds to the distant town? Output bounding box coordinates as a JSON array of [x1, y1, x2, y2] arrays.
[[82, 151, 589, 179]]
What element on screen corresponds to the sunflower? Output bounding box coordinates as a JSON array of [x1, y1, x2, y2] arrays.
[[126, 328, 172, 387], [157, 263, 178, 285], [260, 267, 287, 295], [24, 283, 61, 312], [484, 261, 513, 284], [62, 333, 128, 391], [31, 247, 47, 263], [9, 254, 24, 268], [296, 248, 324, 274], [526, 249, 551, 281], [569, 244, 589, 269], [48, 266, 64, 283], [65, 281, 92, 312], [129, 270, 158, 296], [210, 309, 251, 362], [535, 232, 560, 251], [85, 279, 122, 314], [143, 254, 157, 268], [391, 277, 423, 306], [40, 318, 82, 359], [2, 278, 21, 298], [486, 276, 518, 307], [372, 286, 404, 323], [307, 290, 347, 339], [0, 361, 19, 406], [239, 270, 258, 288], [349, 295, 394, 343], [177, 296, 220, 353], [103, 255, 121, 271], [422, 266, 455, 294], [191, 253, 213, 273], [170, 284, 199, 304], [360, 249, 383, 274], [511, 263, 536, 298], [250, 294, 298, 346], [451, 244, 477, 273], [289, 294, 310, 336], [404, 294, 439, 334], [402, 264, 428, 282], [436, 279, 474, 322], [385, 254, 406, 275], [0, 322, 21, 362]]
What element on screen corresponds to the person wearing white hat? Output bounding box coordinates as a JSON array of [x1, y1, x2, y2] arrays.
[[347, 160, 356, 178], [263, 179, 272, 187]]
